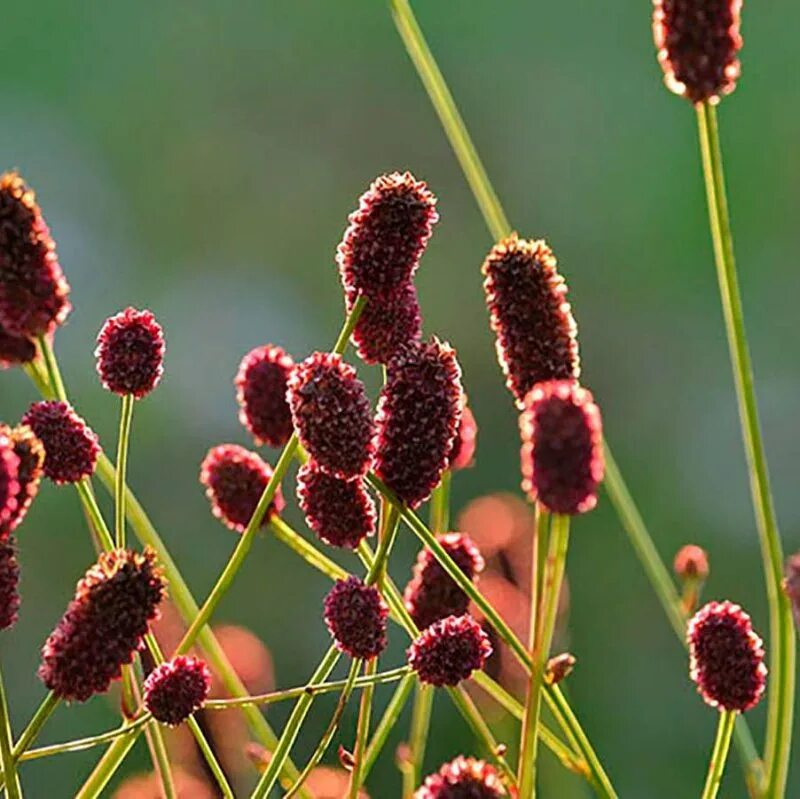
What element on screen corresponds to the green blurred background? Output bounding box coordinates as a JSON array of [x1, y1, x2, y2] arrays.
[[2, 1, 799, 796]]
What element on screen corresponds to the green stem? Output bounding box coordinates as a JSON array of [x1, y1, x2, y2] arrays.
[[366, 502, 401, 587], [407, 684, 434, 789], [74, 726, 140, 799], [362, 673, 416, 781], [270, 517, 349, 582], [0, 670, 22, 799], [36, 335, 67, 402], [701, 711, 737, 799], [145, 719, 176, 799], [348, 659, 377, 799], [11, 693, 59, 762], [429, 471, 451, 534], [73, 479, 115, 552], [114, 394, 134, 549], [186, 716, 234, 799]]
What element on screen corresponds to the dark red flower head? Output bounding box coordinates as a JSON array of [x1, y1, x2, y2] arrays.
[[674, 544, 710, 582], [0, 171, 71, 337], [0, 431, 19, 528], [287, 352, 374, 479], [323, 576, 388, 660], [415, 756, 507, 799], [374, 339, 463, 509], [482, 235, 579, 408], [21, 400, 100, 485], [0, 321, 35, 369], [296, 462, 376, 550], [687, 600, 767, 713], [95, 307, 165, 398], [407, 614, 492, 687], [200, 444, 285, 533], [784, 553, 800, 632], [337, 171, 438, 298], [0, 424, 45, 537], [519, 380, 604, 515], [39, 547, 166, 702], [143, 655, 212, 726], [0, 537, 21, 631], [653, 0, 742, 105], [449, 402, 478, 472], [235, 344, 295, 448], [404, 533, 485, 630]]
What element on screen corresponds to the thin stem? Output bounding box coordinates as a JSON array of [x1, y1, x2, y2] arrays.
[[10, 693, 59, 763], [428, 471, 451, 534], [114, 394, 134, 549], [73, 479, 115, 552], [407, 684, 433, 789], [366, 502, 401, 587], [270, 517, 349, 582], [75, 728, 141, 799], [362, 673, 416, 780], [348, 659, 378, 799], [145, 719, 176, 799], [701, 711, 737, 799], [0, 670, 22, 799], [36, 335, 67, 402], [186, 716, 234, 799]]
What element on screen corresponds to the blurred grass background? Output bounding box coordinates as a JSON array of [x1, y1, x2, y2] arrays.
[[1, 1, 799, 796]]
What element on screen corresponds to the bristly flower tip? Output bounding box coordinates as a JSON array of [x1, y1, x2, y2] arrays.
[[415, 756, 507, 798], [323, 576, 388, 660], [0, 537, 21, 631], [143, 655, 211, 726]]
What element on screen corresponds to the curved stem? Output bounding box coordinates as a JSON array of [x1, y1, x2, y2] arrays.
[[114, 394, 134, 549], [701, 710, 737, 799], [0, 670, 22, 799]]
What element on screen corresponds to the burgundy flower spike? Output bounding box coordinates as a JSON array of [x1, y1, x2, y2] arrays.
[[323, 576, 388, 660], [0, 537, 21, 631], [0, 424, 45, 537], [0, 431, 19, 528], [0, 322, 35, 370], [415, 756, 507, 799], [144, 655, 212, 726]]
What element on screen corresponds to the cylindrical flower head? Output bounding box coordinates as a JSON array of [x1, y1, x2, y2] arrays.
[[199, 444, 285, 533], [323, 576, 388, 660], [674, 544, 710, 582], [337, 171, 438, 297], [0, 432, 19, 528], [519, 380, 604, 515], [235, 344, 295, 448], [448, 403, 478, 472], [374, 339, 463, 509], [143, 655, 212, 726], [296, 462, 376, 550], [39, 547, 166, 701], [21, 400, 100, 485], [0, 171, 71, 336], [687, 600, 767, 713], [0, 424, 45, 537], [653, 0, 742, 105], [407, 614, 492, 687], [784, 553, 800, 632], [0, 537, 20, 631], [0, 321, 35, 369], [404, 533, 485, 630], [482, 235, 579, 408], [415, 756, 506, 799], [95, 307, 165, 398], [287, 352, 374, 479]]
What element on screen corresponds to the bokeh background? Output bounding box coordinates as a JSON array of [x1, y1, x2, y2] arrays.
[[2, 1, 799, 796]]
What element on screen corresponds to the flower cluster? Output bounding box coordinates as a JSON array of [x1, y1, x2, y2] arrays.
[[143, 655, 212, 726], [0, 424, 45, 537], [323, 576, 388, 660]]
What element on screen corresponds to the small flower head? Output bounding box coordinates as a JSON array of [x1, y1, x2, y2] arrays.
[[784, 553, 800, 632], [21, 400, 100, 485], [674, 544, 710, 582], [288, 352, 374, 479], [374, 339, 463, 509], [407, 614, 492, 687], [519, 380, 604, 515], [687, 600, 767, 713], [200, 444, 285, 533], [296, 462, 376, 550], [0, 537, 21, 631], [0, 424, 45, 537], [482, 235, 579, 408], [39, 547, 166, 701], [449, 402, 478, 471], [653, 0, 743, 105], [0, 432, 19, 528], [323, 576, 388, 660], [235, 344, 295, 448], [337, 171, 438, 297], [143, 655, 212, 726], [95, 307, 165, 398], [404, 533, 485, 630], [0, 171, 71, 336], [0, 322, 35, 370], [415, 756, 507, 798]]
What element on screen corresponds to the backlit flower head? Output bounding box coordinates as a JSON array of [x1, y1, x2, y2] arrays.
[[0, 321, 35, 369], [144, 655, 211, 726], [0, 537, 20, 631], [0, 424, 45, 537], [323, 576, 388, 660], [415, 756, 506, 798], [0, 431, 19, 528], [449, 402, 478, 472], [674, 544, 710, 582]]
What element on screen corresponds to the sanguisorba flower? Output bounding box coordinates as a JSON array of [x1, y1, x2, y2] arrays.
[[0, 424, 45, 537], [448, 402, 478, 472], [0, 537, 21, 631], [200, 444, 285, 533], [482, 235, 579, 408], [95, 307, 165, 398], [39, 547, 166, 702], [0, 321, 35, 370], [0, 430, 19, 528], [323, 576, 388, 660], [0, 171, 71, 337], [374, 339, 463, 509], [337, 171, 438, 298], [653, 0, 742, 105], [143, 655, 212, 726], [415, 756, 507, 798], [519, 379, 604, 515], [235, 344, 295, 448], [287, 352, 374, 479], [687, 600, 767, 713]]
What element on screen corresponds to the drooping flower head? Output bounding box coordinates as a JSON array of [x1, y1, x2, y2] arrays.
[[449, 402, 478, 472], [674, 544, 710, 582], [235, 344, 295, 448], [95, 307, 165, 398], [0, 424, 45, 537], [200, 444, 284, 533], [143, 655, 212, 726], [0, 537, 20, 631], [296, 462, 376, 550], [374, 339, 463, 509], [784, 553, 800, 632], [415, 756, 507, 798], [482, 235, 579, 408], [0, 431, 19, 528], [0, 171, 71, 337], [337, 171, 438, 297], [39, 547, 166, 701], [323, 576, 388, 660], [687, 600, 767, 713], [653, 0, 743, 105], [287, 352, 374, 479], [0, 321, 35, 370], [519, 380, 604, 515], [21, 400, 100, 485]]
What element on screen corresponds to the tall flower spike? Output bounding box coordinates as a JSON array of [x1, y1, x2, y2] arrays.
[[0, 424, 45, 537], [95, 307, 165, 398], [0, 321, 35, 370], [415, 756, 507, 798], [144, 655, 212, 726], [323, 576, 388, 660], [0, 431, 19, 528], [687, 600, 767, 713], [337, 171, 438, 297], [448, 402, 478, 472], [287, 352, 374, 479], [39, 548, 166, 702], [235, 344, 295, 448], [21, 400, 100, 485], [0, 537, 21, 631], [374, 339, 463, 509], [0, 171, 71, 336], [200, 444, 285, 533], [653, 0, 743, 105], [482, 235, 579, 408], [519, 379, 604, 515]]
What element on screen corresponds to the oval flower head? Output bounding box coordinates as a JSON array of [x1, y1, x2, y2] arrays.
[[0, 424, 45, 537], [323, 576, 388, 660], [144, 655, 211, 726], [0, 431, 19, 528], [415, 756, 507, 799]]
